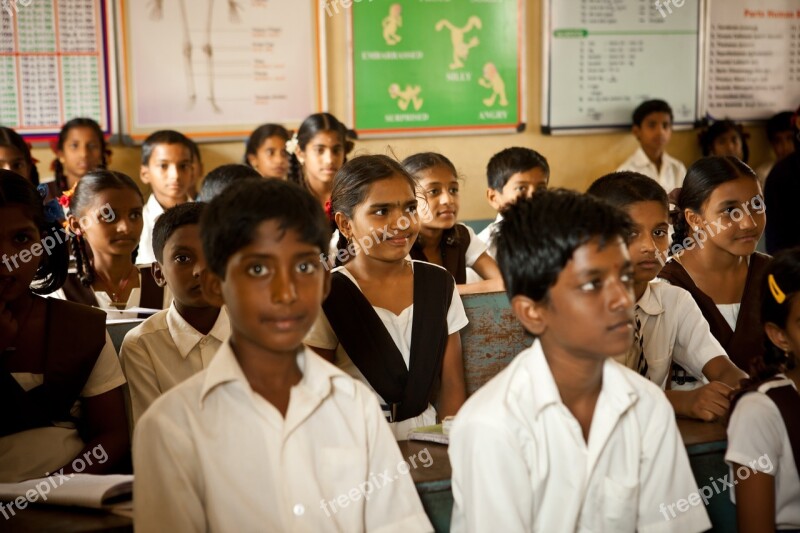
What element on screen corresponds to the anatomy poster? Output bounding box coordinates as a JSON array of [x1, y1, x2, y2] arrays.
[[349, 0, 524, 136], [117, 0, 324, 141]]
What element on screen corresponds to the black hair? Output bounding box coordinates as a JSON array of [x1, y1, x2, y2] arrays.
[[201, 178, 331, 279], [196, 164, 261, 202], [401, 152, 461, 249], [141, 130, 195, 166], [632, 99, 673, 127], [152, 202, 206, 264], [0, 127, 40, 185], [765, 111, 794, 142], [287, 113, 354, 186], [730, 247, 800, 416], [244, 123, 290, 167], [587, 171, 668, 212], [671, 156, 758, 249], [699, 119, 750, 163], [486, 147, 550, 192], [187, 137, 201, 164], [496, 188, 634, 302], [330, 154, 417, 265], [53, 118, 109, 193], [0, 170, 68, 294], [70, 170, 144, 287]]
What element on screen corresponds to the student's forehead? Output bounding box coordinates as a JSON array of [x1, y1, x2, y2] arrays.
[[364, 176, 415, 202], [66, 126, 99, 141], [707, 177, 760, 205], [309, 131, 342, 146], [626, 200, 668, 223], [644, 112, 671, 123], [0, 146, 23, 158], [164, 224, 202, 249], [152, 143, 192, 160], [241, 220, 321, 253], [565, 237, 630, 273], [0, 206, 38, 231], [97, 188, 144, 208], [507, 168, 547, 184]]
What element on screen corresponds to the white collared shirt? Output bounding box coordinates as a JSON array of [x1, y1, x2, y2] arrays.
[[449, 339, 711, 533], [726, 376, 800, 529], [476, 214, 503, 260], [133, 343, 433, 533], [617, 280, 728, 388], [617, 147, 687, 193], [135, 194, 164, 265], [120, 304, 230, 424]]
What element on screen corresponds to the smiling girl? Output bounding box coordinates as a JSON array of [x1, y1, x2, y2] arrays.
[[305, 155, 467, 439]]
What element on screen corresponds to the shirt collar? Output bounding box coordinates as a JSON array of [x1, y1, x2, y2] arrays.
[[166, 304, 230, 359], [630, 147, 657, 170], [636, 280, 666, 316], [515, 339, 639, 418], [199, 342, 353, 408]]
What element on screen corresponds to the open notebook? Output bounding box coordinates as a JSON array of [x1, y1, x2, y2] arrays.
[[0, 474, 132, 510]]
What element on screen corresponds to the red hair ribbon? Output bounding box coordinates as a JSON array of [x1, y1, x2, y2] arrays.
[[324, 200, 334, 222]]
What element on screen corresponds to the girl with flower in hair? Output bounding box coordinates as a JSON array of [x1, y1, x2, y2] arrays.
[[0, 171, 129, 482], [726, 247, 800, 532]]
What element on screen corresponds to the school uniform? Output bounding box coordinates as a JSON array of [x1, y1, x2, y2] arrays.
[[617, 147, 687, 193], [135, 194, 164, 265], [304, 261, 468, 440], [658, 253, 771, 370], [476, 214, 503, 260], [0, 298, 126, 482], [409, 223, 487, 284], [120, 304, 229, 424], [615, 280, 728, 388], [726, 376, 800, 530], [133, 343, 433, 533], [449, 339, 711, 533]]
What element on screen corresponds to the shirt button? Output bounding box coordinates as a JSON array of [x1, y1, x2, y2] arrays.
[[293, 504, 304, 516]]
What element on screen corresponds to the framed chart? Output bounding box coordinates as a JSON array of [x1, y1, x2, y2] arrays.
[[0, 0, 117, 140], [116, 0, 326, 142], [348, 0, 525, 137]]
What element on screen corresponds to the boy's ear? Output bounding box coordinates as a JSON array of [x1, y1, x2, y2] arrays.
[[200, 269, 225, 308], [140, 165, 151, 185], [631, 124, 641, 140], [765, 322, 791, 353], [321, 268, 331, 300], [486, 188, 502, 212], [151, 262, 167, 288], [510, 294, 547, 336], [334, 212, 351, 239]]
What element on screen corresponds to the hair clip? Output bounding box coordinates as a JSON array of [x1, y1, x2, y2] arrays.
[[768, 274, 786, 304], [285, 133, 299, 154], [324, 199, 334, 222], [58, 188, 74, 208]]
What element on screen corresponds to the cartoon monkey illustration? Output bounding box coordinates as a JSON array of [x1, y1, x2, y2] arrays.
[[382, 4, 402, 46], [389, 83, 424, 111], [435, 16, 482, 70], [478, 63, 508, 107]]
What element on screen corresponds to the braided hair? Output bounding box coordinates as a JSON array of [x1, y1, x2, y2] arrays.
[[287, 113, 354, 187]]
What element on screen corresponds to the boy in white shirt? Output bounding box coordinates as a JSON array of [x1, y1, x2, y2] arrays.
[[121, 202, 229, 425], [588, 171, 747, 421], [136, 130, 195, 264], [617, 99, 687, 193], [449, 189, 711, 532], [477, 147, 549, 259], [133, 179, 432, 532]]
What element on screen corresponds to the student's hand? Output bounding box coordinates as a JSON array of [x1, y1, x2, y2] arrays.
[[0, 301, 18, 353], [688, 381, 733, 422]]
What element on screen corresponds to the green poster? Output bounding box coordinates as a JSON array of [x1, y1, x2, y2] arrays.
[[350, 0, 523, 135]]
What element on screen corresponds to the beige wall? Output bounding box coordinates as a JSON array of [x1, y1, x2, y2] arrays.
[[30, 0, 772, 221]]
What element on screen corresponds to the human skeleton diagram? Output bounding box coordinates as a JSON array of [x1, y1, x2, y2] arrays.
[[389, 83, 423, 111], [435, 16, 482, 70], [478, 63, 508, 107], [382, 4, 402, 46], [149, 0, 242, 112]]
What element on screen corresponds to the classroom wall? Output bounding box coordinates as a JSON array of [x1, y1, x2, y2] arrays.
[[29, 0, 773, 221]]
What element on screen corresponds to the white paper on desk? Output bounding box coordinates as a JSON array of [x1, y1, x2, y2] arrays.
[[0, 474, 133, 509]]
